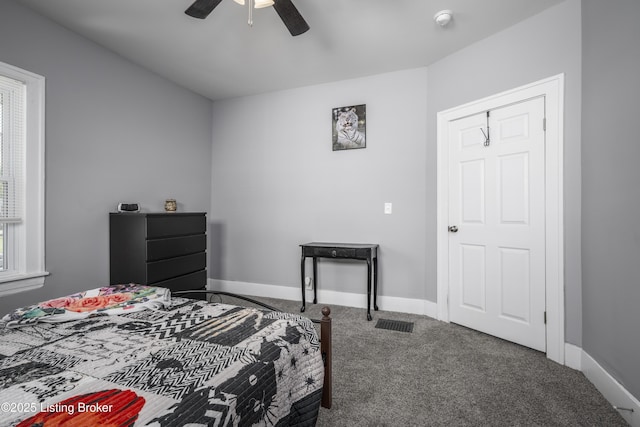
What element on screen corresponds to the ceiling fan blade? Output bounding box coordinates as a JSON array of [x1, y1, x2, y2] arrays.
[[272, 0, 309, 36], [185, 0, 224, 19]]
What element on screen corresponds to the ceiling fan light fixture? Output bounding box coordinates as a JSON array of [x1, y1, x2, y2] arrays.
[[255, 0, 275, 8], [233, 0, 274, 8], [434, 9, 453, 27], [186, 0, 308, 36]]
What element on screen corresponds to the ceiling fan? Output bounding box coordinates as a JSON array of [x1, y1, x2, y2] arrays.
[[185, 0, 310, 36]]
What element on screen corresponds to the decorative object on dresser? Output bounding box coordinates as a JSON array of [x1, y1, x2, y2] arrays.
[[110, 212, 207, 299], [117, 202, 140, 213], [164, 198, 177, 212]]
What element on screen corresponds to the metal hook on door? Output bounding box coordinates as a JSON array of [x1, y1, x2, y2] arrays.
[[480, 128, 489, 146], [480, 111, 490, 147]]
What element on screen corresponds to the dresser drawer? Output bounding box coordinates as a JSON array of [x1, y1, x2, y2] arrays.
[[147, 252, 206, 283], [147, 234, 206, 261], [156, 270, 207, 300], [146, 214, 206, 238], [155, 270, 207, 292]]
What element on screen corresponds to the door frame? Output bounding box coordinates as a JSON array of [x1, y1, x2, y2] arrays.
[[436, 74, 565, 364]]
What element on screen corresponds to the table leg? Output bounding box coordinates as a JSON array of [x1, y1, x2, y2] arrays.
[[300, 254, 306, 313], [366, 258, 372, 321], [373, 256, 379, 311], [312, 257, 318, 304]]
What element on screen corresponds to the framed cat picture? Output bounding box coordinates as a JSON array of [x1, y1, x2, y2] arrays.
[[332, 104, 366, 151]]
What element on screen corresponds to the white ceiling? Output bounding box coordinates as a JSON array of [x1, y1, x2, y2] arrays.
[[16, 0, 564, 101]]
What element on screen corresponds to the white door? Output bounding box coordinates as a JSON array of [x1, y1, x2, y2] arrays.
[[448, 97, 546, 352]]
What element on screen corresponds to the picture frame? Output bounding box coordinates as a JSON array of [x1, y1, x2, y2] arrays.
[[332, 104, 366, 151]]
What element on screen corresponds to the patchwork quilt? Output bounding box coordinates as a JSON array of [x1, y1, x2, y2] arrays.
[[0, 289, 324, 426], [1, 285, 171, 327]]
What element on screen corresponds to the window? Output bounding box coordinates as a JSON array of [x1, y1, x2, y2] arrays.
[[0, 61, 47, 296]]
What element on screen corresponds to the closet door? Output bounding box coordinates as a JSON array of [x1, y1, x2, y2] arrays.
[[448, 97, 546, 352]]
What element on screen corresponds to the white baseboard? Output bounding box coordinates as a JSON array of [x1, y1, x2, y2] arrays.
[[564, 343, 582, 371], [564, 343, 638, 425], [559, 345, 639, 426], [208, 279, 438, 318], [581, 350, 640, 426]]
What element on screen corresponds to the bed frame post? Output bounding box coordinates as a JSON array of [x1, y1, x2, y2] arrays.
[[320, 306, 332, 409]]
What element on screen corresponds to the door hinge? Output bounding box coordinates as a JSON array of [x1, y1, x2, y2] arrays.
[[543, 117, 546, 131], [544, 311, 547, 324]]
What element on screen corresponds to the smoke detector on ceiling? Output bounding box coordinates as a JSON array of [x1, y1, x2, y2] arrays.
[[434, 9, 453, 27]]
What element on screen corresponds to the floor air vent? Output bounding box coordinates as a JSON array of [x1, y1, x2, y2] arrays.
[[375, 318, 414, 333]]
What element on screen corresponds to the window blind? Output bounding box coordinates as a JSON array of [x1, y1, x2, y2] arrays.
[[0, 75, 25, 223]]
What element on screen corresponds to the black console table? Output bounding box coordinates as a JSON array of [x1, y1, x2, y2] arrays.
[[300, 242, 379, 321]]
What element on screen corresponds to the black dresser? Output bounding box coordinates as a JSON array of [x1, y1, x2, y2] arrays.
[[109, 212, 207, 298]]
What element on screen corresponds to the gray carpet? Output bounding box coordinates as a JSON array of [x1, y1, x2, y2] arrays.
[[215, 295, 628, 426]]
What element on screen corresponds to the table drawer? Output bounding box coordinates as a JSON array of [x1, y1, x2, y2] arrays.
[[312, 247, 357, 258]]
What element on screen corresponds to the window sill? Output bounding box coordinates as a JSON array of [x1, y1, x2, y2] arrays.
[[0, 272, 49, 297]]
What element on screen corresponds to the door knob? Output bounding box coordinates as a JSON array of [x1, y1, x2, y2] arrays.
[[448, 225, 458, 233]]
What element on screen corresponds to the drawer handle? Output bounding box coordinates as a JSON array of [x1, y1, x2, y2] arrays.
[[331, 250, 337, 257]]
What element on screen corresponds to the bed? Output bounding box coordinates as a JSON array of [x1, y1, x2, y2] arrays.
[[0, 285, 331, 426]]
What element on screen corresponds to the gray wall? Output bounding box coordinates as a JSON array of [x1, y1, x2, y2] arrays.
[[427, 0, 582, 344], [582, 0, 640, 401], [0, 0, 213, 314], [210, 0, 584, 345], [210, 68, 429, 299]]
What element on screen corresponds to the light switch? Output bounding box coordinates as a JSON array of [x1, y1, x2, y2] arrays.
[[384, 203, 393, 214]]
